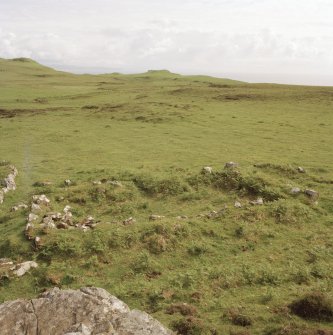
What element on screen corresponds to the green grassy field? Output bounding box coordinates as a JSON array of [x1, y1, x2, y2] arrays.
[[0, 58, 332, 335]]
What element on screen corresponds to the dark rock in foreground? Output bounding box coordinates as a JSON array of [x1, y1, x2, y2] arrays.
[[0, 287, 172, 335]]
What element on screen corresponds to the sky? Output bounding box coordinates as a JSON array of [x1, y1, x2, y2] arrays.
[[0, 0, 333, 85]]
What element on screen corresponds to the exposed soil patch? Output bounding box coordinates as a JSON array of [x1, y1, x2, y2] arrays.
[[0, 107, 70, 118], [268, 325, 333, 335], [214, 93, 265, 101], [289, 292, 333, 321]]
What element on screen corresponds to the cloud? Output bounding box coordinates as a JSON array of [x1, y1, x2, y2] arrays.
[[0, 0, 332, 84]]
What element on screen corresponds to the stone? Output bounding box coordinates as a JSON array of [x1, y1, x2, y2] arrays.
[[176, 215, 188, 220], [0, 165, 18, 205], [11, 203, 28, 213], [13, 261, 38, 277], [297, 166, 306, 173], [79, 225, 90, 232], [304, 189, 319, 199], [57, 222, 69, 229], [64, 179, 72, 186], [0, 287, 172, 335], [9, 165, 18, 177], [234, 201, 242, 208], [149, 214, 165, 220], [92, 180, 102, 185], [224, 161, 239, 169], [50, 212, 63, 220], [123, 217, 136, 226], [42, 215, 54, 224], [64, 205, 72, 212], [43, 212, 63, 223], [206, 210, 218, 219], [204, 210, 225, 219], [291, 187, 301, 195], [41, 181, 53, 186], [34, 236, 41, 249], [32, 194, 50, 205], [25, 223, 34, 240], [41, 217, 56, 229], [4, 174, 16, 191], [63, 212, 73, 225], [28, 213, 39, 223], [202, 166, 213, 174], [108, 180, 123, 187], [81, 216, 95, 227], [0, 258, 13, 266], [31, 203, 41, 212], [250, 198, 264, 205]]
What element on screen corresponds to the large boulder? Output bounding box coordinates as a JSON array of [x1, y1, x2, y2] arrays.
[[0, 287, 172, 335]]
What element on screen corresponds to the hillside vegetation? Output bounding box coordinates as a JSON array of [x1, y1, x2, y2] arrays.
[[0, 58, 332, 335]]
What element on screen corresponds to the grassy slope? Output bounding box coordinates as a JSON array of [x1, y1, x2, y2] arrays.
[[0, 58, 332, 334]]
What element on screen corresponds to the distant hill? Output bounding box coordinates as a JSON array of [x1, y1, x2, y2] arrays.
[[0, 57, 244, 85]]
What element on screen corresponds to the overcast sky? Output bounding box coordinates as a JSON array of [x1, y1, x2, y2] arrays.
[[1, 0, 333, 85]]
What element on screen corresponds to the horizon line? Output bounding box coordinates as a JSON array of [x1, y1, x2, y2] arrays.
[[2, 57, 333, 87]]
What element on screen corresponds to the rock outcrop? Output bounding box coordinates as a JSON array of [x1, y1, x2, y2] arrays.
[[0, 287, 172, 335], [0, 165, 18, 204]]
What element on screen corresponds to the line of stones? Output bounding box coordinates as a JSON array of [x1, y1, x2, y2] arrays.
[[0, 165, 18, 204]]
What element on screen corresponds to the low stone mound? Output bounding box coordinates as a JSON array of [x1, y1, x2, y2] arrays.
[[0, 287, 172, 335]]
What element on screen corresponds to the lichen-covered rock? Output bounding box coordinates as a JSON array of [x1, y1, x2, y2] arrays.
[[0, 287, 172, 335]]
